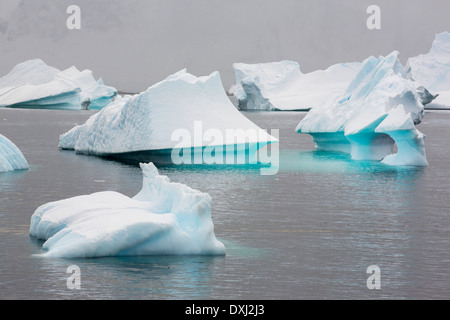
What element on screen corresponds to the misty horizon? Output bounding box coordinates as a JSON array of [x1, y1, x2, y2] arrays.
[[1, 0, 450, 92]]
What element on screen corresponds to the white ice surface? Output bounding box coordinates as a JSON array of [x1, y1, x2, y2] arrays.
[[58, 66, 117, 109], [59, 69, 278, 156], [406, 32, 450, 109], [296, 51, 428, 167], [0, 133, 29, 172], [29, 162, 226, 258], [0, 59, 117, 109], [231, 60, 362, 111]]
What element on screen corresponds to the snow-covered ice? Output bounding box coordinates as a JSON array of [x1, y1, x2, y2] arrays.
[[58, 66, 118, 110], [29, 162, 226, 258], [296, 51, 429, 167], [230, 60, 362, 111], [0, 133, 29, 172], [406, 32, 450, 109], [0, 59, 117, 110], [59, 69, 278, 163]]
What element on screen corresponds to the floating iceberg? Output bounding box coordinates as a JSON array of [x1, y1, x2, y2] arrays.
[[230, 60, 362, 111], [0, 133, 29, 172], [29, 162, 226, 258], [58, 65, 118, 110], [406, 32, 450, 109], [296, 51, 428, 167], [0, 59, 117, 110], [59, 69, 278, 164]]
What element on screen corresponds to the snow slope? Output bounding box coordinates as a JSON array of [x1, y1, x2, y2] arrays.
[[230, 60, 362, 111], [29, 162, 226, 258], [59, 69, 278, 163], [0, 133, 29, 172], [406, 32, 450, 109], [296, 51, 428, 167], [0, 59, 117, 109]]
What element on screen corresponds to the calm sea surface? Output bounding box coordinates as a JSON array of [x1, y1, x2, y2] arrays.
[[1, 108, 450, 300]]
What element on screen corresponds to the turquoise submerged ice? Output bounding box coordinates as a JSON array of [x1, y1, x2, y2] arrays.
[[0, 133, 29, 172], [296, 51, 429, 167], [59, 69, 277, 155], [406, 32, 450, 108], [29, 163, 226, 258]]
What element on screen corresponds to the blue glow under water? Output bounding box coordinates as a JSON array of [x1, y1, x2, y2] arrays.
[[1, 109, 450, 299]]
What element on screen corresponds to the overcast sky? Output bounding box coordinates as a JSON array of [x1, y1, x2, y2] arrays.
[[1, 0, 450, 92]]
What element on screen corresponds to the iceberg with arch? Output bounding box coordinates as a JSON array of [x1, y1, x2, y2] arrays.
[[296, 51, 428, 167], [0, 59, 117, 110], [406, 31, 450, 109], [0, 133, 29, 172], [29, 162, 226, 258], [59, 69, 278, 165], [230, 60, 362, 111]]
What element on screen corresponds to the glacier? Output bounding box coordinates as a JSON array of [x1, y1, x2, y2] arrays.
[[406, 32, 450, 109], [0, 59, 117, 110], [296, 51, 429, 167], [59, 69, 278, 164], [29, 162, 226, 258], [230, 60, 362, 111], [0, 133, 29, 172]]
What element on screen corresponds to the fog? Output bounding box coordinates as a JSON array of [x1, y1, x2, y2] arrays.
[[0, 0, 449, 92]]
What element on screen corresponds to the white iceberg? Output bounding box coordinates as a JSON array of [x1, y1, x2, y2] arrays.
[[58, 66, 118, 110], [59, 69, 278, 164], [406, 32, 450, 109], [230, 60, 362, 111], [0, 59, 117, 110], [0, 133, 29, 172], [29, 162, 226, 258], [296, 51, 428, 167]]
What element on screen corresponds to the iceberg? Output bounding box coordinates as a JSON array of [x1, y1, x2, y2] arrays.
[[406, 32, 450, 109], [29, 162, 226, 258], [59, 69, 278, 164], [230, 60, 362, 111], [296, 51, 429, 167], [0, 133, 29, 172], [0, 59, 117, 110], [58, 66, 118, 110]]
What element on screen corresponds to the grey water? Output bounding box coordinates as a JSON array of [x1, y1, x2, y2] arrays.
[[1, 108, 450, 300]]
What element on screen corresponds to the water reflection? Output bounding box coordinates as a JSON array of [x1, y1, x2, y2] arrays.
[[26, 232, 271, 300], [28, 237, 231, 300]]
